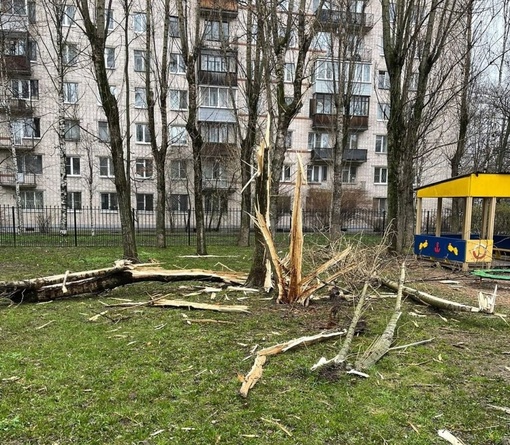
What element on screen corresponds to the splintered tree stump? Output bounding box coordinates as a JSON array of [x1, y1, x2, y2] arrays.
[[0, 262, 247, 303]]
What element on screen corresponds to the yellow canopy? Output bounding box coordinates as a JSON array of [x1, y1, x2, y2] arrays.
[[416, 173, 510, 198]]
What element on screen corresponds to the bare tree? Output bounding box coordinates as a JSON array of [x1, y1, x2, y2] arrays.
[[75, 0, 138, 260], [381, 0, 465, 252]]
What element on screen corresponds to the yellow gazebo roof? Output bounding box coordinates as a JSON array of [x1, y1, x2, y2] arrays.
[[415, 173, 510, 198]]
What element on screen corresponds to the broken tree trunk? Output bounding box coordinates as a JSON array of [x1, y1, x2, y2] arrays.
[[108, 298, 249, 313], [1, 261, 247, 303]]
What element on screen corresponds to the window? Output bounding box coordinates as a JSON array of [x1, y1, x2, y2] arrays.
[[409, 72, 419, 91], [62, 5, 75, 26], [134, 50, 146, 72], [350, 96, 369, 116], [105, 9, 114, 30], [2, 0, 27, 15], [205, 193, 228, 213], [312, 32, 332, 52], [377, 103, 390, 120], [23, 117, 40, 138], [105, 47, 115, 69], [307, 165, 328, 183], [63, 43, 78, 66], [374, 167, 388, 184], [281, 164, 291, 182], [11, 79, 38, 100], [18, 154, 42, 174], [133, 12, 146, 32], [315, 94, 335, 114], [373, 197, 387, 212], [135, 158, 153, 178], [200, 86, 233, 108], [65, 156, 80, 175], [101, 192, 118, 211], [315, 59, 337, 80], [98, 121, 109, 142], [67, 191, 82, 210], [203, 160, 224, 180], [169, 16, 180, 38], [21, 191, 43, 209], [5, 37, 25, 55], [63, 82, 78, 103], [134, 87, 147, 108], [170, 160, 187, 179], [170, 126, 187, 146], [64, 119, 80, 141], [170, 89, 187, 110], [204, 20, 229, 41], [389, 1, 396, 22], [28, 39, 37, 60], [99, 157, 114, 177], [96, 85, 117, 106], [284, 63, 295, 82], [201, 123, 236, 143], [135, 123, 150, 143], [378, 70, 390, 89], [136, 193, 153, 211], [375, 135, 387, 153], [351, 62, 371, 83], [308, 132, 330, 150], [348, 133, 358, 150], [342, 166, 357, 183], [169, 53, 185, 74], [170, 194, 189, 211], [200, 53, 235, 73]]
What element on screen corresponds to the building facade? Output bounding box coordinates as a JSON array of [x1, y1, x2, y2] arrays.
[[0, 0, 453, 227]]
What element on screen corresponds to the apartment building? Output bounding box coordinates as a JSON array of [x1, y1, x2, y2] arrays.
[[0, 0, 453, 221]]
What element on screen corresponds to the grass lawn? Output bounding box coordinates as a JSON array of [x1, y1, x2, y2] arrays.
[[0, 245, 509, 444]]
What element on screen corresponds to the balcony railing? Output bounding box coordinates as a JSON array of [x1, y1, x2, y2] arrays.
[[0, 171, 37, 188], [198, 70, 238, 87], [202, 142, 237, 157], [311, 147, 333, 162], [344, 149, 367, 162], [316, 9, 374, 31], [4, 55, 31, 75], [202, 178, 231, 190], [199, 0, 238, 16], [0, 99, 32, 116]]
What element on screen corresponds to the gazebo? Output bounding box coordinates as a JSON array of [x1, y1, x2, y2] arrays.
[[414, 173, 510, 271]]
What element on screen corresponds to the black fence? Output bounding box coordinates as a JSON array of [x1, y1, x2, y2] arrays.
[[0, 205, 388, 247]]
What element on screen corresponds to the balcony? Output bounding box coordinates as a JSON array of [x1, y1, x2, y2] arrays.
[[202, 178, 231, 190], [344, 149, 367, 162], [349, 115, 369, 131], [311, 147, 333, 162], [316, 9, 374, 32], [198, 70, 237, 87], [0, 99, 32, 116], [202, 142, 236, 157], [199, 0, 238, 17], [0, 171, 37, 188], [0, 14, 29, 32], [347, 47, 372, 63], [4, 55, 31, 76], [198, 107, 236, 123]]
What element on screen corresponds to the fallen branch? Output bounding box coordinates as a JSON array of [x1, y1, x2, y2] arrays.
[[380, 276, 501, 314], [239, 355, 267, 398], [388, 338, 435, 351], [257, 330, 347, 356], [183, 318, 236, 325], [109, 298, 249, 313], [438, 429, 466, 445], [355, 262, 405, 371], [487, 404, 510, 415]]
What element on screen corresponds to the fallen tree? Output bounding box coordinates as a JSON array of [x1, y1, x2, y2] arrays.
[[0, 261, 247, 303]]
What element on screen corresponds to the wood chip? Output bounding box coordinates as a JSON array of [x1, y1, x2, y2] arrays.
[[35, 320, 55, 330]]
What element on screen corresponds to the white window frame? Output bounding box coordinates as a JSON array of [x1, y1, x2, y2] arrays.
[[11, 79, 38, 100], [200, 86, 233, 108], [170, 89, 188, 110], [170, 194, 189, 212], [169, 53, 185, 74], [133, 13, 146, 33], [375, 135, 387, 153], [67, 191, 82, 210], [106, 9, 114, 31], [135, 158, 153, 178], [170, 160, 187, 179], [284, 63, 295, 82], [98, 121, 110, 142], [63, 43, 78, 66], [170, 126, 187, 146], [99, 156, 114, 177], [64, 119, 80, 141], [204, 19, 229, 41], [136, 193, 154, 212], [63, 82, 78, 103], [281, 164, 291, 182], [134, 87, 147, 108], [307, 164, 328, 183], [374, 166, 388, 184], [378, 70, 390, 89], [105, 47, 115, 69], [65, 156, 80, 176], [342, 165, 357, 183], [100, 192, 118, 211], [135, 123, 151, 144], [377, 103, 391, 121], [134, 50, 146, 72], [62, 5, 76, 26], [21, 190, 44, 209]]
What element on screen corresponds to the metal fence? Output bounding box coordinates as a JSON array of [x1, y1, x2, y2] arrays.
[[0, 205, 388, 247]]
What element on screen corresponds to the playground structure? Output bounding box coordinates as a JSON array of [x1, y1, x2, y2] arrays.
[[414, 173, 510, 271]]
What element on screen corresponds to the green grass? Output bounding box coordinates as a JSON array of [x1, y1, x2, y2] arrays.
[[1, 246, 509, 444]]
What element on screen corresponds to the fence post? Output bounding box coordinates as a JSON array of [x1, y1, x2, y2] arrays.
[[426, 210, 430, 234], [382, 210, 386, 233], [74, 207, 78, 247], [11, 206, 16, 247], [187, 208, 191, 246]]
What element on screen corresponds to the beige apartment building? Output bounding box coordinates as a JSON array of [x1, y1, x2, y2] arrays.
[[0, 0, 453, 227]]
